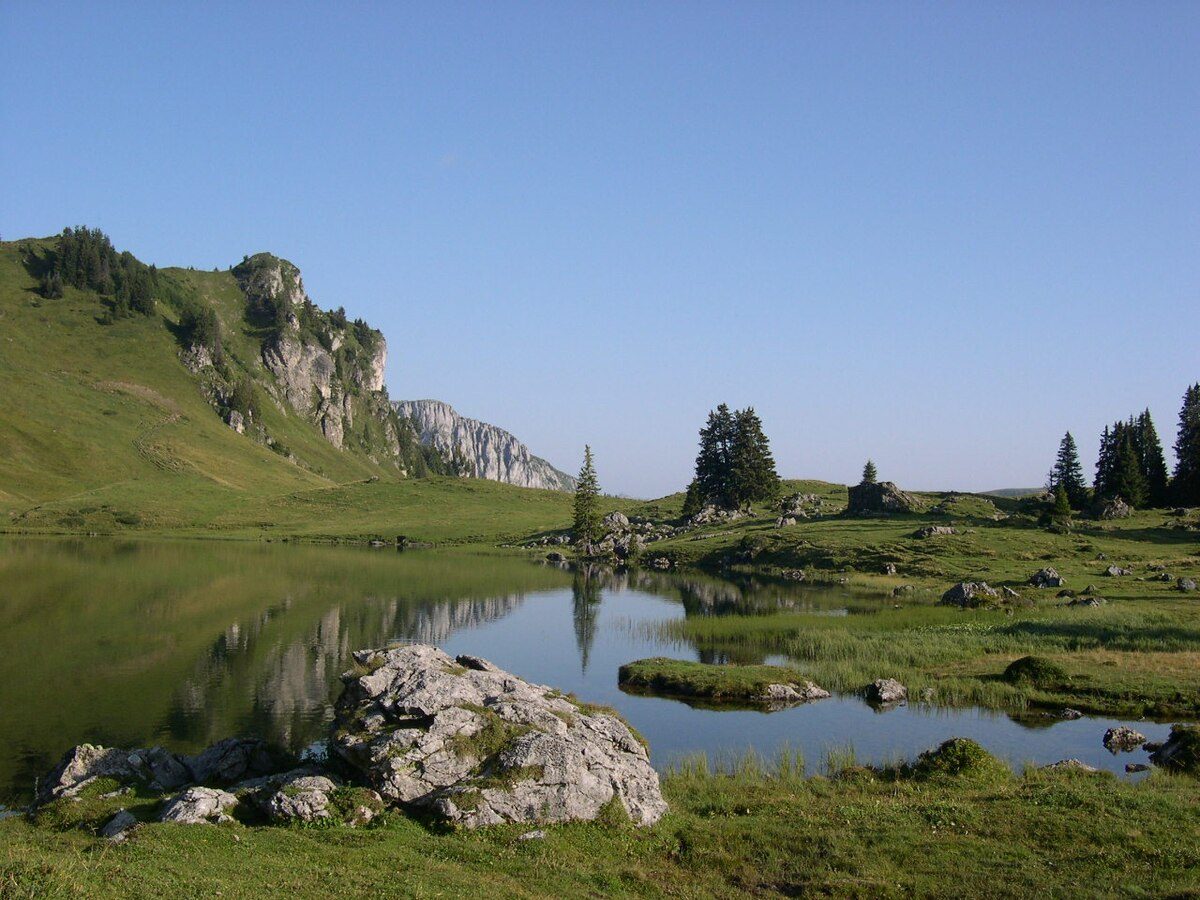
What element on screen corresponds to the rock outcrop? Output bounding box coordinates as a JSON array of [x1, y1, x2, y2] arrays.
[[846, 481, 919, 515], [939, 582, 999, 608], [332, 644, 666, 827], [231, 253, 425, 470], [394, 399, 576, 491], [1029, 567, 1065, 588]]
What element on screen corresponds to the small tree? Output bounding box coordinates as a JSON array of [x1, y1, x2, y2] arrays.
[[862, 460, 878, 484], [573, 446, 601, 546], [1051, 483, 1072, 520], [681, 479, 703, 519], [1047, 432, 1088, 509]]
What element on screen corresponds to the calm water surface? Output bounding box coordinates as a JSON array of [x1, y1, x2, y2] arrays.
[[0, 537, 1172, 803]]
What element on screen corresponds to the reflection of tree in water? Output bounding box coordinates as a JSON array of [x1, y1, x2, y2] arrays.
[[170, 593, 524, 751], [571, 567, 604, 674]]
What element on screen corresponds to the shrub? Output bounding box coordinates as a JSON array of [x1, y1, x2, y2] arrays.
[[909, 738, 1010, 783], [1003, 655, 1068, 686]]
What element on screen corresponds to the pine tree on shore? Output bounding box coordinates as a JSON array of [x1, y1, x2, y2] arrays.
[[1047, 432, 1088, 509], [1173, 384, 1200, 506], [573, 446, 601, 546], [862, 460, 878, 484]]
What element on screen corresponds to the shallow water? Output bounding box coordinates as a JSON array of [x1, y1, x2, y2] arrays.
[[0, 537, 1171, 803]]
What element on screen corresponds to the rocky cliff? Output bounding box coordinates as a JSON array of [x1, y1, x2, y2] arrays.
[[229, 254, 431, 472], [394, 399, 576, 491]]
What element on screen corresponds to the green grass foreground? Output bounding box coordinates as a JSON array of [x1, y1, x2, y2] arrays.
[[2, 756, 1198, 898]]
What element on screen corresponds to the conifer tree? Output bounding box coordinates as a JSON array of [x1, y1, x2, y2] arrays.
[[573, 446, 601, 546], [693, 404, 736, 508], [1110, 430, 1148, 507], [1047, 432, 1088, 509], [1051, 483, 1072, 521], [729, 407, 780, 508], [862, 460, 877, 484], [1135, 409, 1170, 507], [681, 479, 703, 519], [1173, 384, 1200, 506], [1095, 424, 1115, 498]]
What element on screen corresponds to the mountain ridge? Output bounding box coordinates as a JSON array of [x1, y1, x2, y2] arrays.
[[394, 399, 577, 492]]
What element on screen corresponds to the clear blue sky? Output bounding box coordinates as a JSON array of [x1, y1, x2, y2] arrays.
[[3, 2, 1197, 498]]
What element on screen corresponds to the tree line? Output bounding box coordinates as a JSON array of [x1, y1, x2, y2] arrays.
[[1048, 383, 1200, 509]]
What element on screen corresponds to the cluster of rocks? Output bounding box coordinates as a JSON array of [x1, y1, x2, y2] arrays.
[[1104, 565, 1133, 577], [35, 737, 370, 843], [846, 481, 919, 515], [528, 533, 572, 548], [577, 512, 681, 561], [775, 492, 825, 527], [687, 505, 749, 526], [1029, 567, 1065, 588], [33, 645, 668, 840], [761, 681, 830, 705]]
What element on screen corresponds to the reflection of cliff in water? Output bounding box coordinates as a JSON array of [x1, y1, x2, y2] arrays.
[[169, 593, 524, 749]]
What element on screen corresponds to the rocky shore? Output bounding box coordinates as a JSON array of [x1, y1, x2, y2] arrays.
[[29, 644, 667, 842]]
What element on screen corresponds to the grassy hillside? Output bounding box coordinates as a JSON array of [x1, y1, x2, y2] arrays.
[[0, 238, 399, 525], [0, 235, 605, 541]]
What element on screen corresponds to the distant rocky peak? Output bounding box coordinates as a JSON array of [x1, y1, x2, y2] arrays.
[[394, 399, 577, 492]]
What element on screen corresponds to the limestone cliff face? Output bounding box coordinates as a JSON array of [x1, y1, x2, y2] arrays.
[[232, 254, 418, 469], [394, 400, 577, 492]]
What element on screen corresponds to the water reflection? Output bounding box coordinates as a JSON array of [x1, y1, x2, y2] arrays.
[[0, 538, 1175, 804]]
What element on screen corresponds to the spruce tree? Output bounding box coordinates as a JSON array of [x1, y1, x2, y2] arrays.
[[1110, 431, 1148, 507], [1173, 384, 1200, 506], [1135, 410, 1170, 507], [1048, 432, 1088, 509], [693, 404, 736, 508], [1051, 483, 1072, 521], [1094, 424, 1115, 498], [862, 460, 878, 484], [681, 479, 703, 519], [729, 407, 780, 508], [573, 446, 601, 546]]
